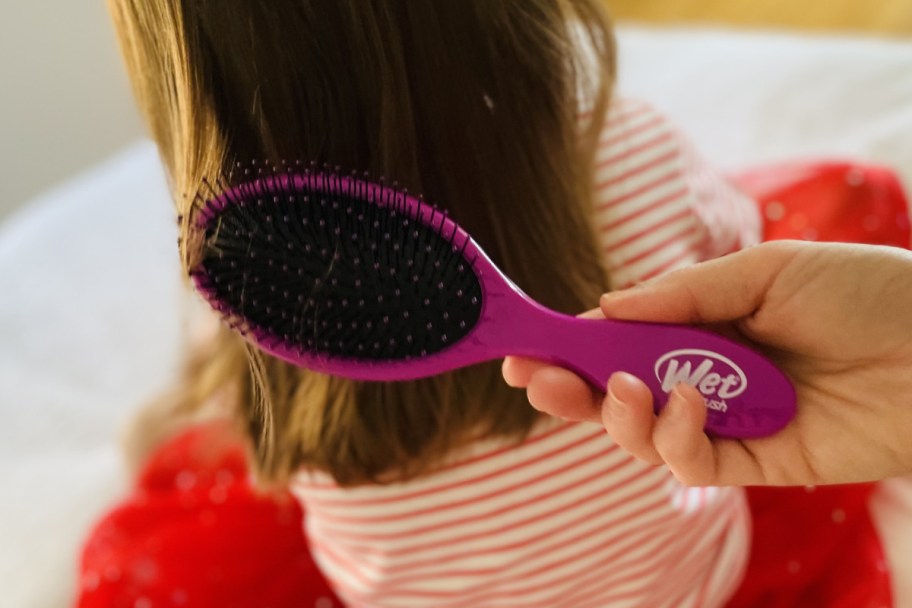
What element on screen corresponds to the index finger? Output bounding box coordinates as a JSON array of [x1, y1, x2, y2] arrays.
[[599, 242, 799, 325]]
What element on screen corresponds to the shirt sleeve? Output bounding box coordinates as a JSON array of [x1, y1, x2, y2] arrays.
[[591, 98, 761, 289]]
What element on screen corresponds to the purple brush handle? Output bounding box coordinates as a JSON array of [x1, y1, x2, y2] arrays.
[[493, 294, 796, 438]]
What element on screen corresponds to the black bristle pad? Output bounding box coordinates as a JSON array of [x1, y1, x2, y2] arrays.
[[199, 178, 484, 361]]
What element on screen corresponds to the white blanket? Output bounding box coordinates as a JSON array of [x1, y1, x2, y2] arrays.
[[1, 26, 910, 608]]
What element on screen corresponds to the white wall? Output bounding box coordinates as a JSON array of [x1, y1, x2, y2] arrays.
[[1, 2, 144, 223]]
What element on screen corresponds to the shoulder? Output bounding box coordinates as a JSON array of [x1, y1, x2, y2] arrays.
[[591, 98, 761, 287]]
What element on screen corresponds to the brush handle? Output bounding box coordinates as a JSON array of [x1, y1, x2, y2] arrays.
[[504, 307, 796, 438]]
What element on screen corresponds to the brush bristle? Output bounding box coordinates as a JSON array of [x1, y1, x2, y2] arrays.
[[192, 166, 484, 362]]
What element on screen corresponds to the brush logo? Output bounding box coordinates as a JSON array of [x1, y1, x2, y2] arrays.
[[654, 350, 747, 412]]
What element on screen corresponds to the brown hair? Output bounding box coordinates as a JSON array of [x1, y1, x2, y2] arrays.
[[108, 0, 616, 486]]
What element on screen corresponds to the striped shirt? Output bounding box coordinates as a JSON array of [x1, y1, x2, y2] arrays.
[[291, 99, 760, 608]]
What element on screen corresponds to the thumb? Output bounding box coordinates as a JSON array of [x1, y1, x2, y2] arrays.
[[599, 242, 796, 325]]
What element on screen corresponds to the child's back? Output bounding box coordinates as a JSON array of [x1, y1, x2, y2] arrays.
[[297, 422, 748, 607]]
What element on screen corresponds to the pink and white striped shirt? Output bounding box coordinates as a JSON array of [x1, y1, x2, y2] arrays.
[[292, 99, 760, 608]]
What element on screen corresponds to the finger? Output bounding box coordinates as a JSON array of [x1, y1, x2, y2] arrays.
[[602, 372, 663, 465], [651, 384, 785, 486], [502, 356, 551, 388], [651, 383, 719, 486], [599, 242, 798, 325], [652, 391, 773, 486], [578, 307, 605, 320], [527, 367, 601, 423]]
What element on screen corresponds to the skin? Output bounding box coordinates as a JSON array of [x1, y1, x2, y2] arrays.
[[503, 241, 912, 486]]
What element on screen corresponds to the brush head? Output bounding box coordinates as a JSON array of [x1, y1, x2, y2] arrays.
[[191, 165, 485, 365]]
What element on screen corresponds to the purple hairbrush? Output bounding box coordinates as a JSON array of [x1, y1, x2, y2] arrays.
[[191, 166, 796, 438]]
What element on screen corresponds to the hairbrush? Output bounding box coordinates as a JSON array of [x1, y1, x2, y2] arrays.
[[190, 163, 795, 438]]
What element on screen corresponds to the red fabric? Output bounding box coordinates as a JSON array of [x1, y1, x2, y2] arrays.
[[77, 160, 909, 607], [725, 160, 909, 608], [736, 160, 910, 247], [726, 486, 891, 608], [76, 421, 342, 608]]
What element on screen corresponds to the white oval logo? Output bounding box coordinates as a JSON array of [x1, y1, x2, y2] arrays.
[[654, 349, 748, 399]]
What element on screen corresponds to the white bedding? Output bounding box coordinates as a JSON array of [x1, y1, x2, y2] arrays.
[[1, 26, 910, 608]]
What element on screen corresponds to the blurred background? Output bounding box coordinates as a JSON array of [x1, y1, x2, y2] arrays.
[[1, 3, 143, 221], [610, 0, 912, 34], [1, 0, 910, 225]]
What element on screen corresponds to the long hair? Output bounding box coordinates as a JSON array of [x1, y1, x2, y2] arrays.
[[108, 0, 616, 486]]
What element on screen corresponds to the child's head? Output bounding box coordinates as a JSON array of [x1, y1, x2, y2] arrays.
[[109, 0, 616, 485]]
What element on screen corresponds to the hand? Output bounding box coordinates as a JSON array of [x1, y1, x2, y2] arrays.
[[503, 241, 912, 486]]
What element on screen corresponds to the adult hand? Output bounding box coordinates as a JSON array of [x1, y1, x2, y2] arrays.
[[503, 241, 912, 486]]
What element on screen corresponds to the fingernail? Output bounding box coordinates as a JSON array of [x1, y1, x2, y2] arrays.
[[607, 372, 641, 402], [606, 386, 629, 418], [666, 385, 689, 419], [600, 291, 630, 308]]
